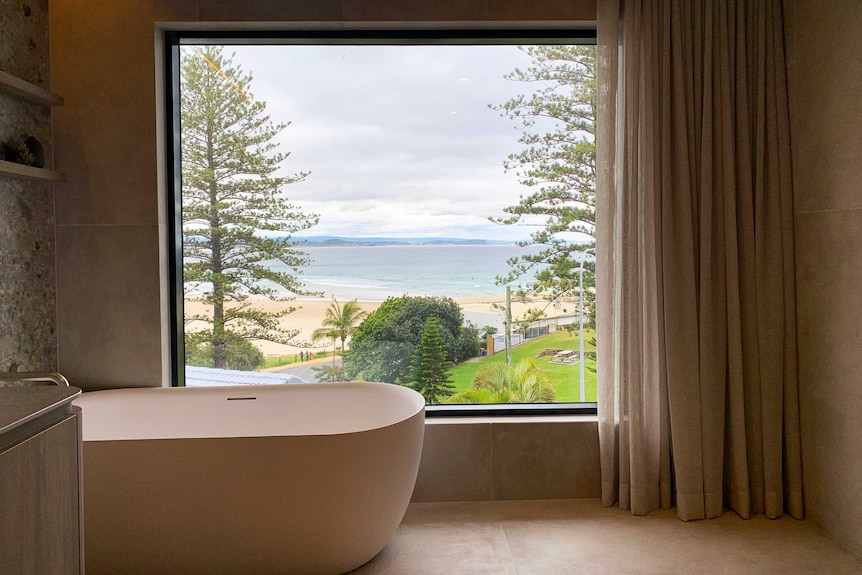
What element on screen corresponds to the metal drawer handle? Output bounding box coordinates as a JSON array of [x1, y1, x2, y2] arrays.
[[0, 371, 70, 386]]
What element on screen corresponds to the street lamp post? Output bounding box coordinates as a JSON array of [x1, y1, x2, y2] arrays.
[[505, 285, 513, 367], [577, 248, 594, 403], [578, 254, 585, 402]]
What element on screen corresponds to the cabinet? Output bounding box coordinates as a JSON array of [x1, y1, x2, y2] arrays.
[[0, 386, 83, 575], [0, 69, 64, 182]]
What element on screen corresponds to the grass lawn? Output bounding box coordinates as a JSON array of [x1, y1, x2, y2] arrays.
[[448, 329, 597, 402]]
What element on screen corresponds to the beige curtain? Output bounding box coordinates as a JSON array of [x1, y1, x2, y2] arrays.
[[596, 0, 803, 521]]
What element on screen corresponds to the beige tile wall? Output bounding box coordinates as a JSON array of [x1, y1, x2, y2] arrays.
[[51, 0, 198, 389], [412, 419, 600, 502], [49, 0, 862, 521], [787, 0, 862, 557], [49, 0, 599, 500], [50, 0, 595, 390], [49, 0, 862, 522], [55, 225, 163, 390]]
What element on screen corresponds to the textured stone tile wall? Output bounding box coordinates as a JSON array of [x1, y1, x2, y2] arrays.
[[0, 0, 57, 378], [0, 0, 50, 83]]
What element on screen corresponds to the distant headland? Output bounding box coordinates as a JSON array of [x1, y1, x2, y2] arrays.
[[287, 236, 512, 247]]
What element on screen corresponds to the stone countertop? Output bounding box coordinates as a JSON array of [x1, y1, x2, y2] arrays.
[[0, 386, 81, 436]]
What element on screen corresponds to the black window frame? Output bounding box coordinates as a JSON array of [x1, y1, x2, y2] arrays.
[[164, 28, 599, 417]]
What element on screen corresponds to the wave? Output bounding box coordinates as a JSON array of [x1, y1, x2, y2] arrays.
[[302, 277, 389, 291], [265, 243, 547, 301]]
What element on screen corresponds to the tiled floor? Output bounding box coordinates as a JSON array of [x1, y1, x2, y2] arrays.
[[349, 499, 862, 574]]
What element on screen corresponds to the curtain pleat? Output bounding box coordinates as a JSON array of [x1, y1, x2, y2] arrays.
[[597, 0, 803, 521]]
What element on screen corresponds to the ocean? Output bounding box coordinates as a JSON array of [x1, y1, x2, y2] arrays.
[[270, 243, 541, 302]]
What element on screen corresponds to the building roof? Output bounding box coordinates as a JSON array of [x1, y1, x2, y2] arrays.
[[185, 366, 307, 387]]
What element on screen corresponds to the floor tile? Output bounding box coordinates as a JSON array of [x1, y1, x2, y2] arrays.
[[349, 521, 516, 574], [352, 500, 862, 575]]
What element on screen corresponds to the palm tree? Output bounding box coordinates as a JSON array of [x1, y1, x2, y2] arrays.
[[311, 298, 368, 368], [446, 358, 554, 404]]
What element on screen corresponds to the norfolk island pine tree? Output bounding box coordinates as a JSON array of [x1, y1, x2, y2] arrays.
[[407, 316, 455, 404], [180, 46, 318, 369]]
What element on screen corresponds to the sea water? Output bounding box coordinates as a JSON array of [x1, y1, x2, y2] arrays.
[[268, 243, 542, 302]]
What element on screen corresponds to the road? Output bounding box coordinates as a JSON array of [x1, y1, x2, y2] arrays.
[[273, 357, 342, 383]]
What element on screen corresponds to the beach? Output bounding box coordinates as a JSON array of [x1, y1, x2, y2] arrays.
[[183, 295, 553, 357], [179, 243, 571, 358]]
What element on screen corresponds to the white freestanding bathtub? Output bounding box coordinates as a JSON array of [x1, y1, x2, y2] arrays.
[[74, 382, 425, 575]]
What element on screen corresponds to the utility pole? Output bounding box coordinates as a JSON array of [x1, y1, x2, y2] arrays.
[[505, 285, 513, 366], [578, 255, 585, 402]]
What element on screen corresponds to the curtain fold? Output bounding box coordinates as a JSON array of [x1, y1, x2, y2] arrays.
[[596, 0, 803, 521]]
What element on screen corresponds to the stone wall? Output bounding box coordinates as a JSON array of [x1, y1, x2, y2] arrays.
[[0, 0, 57, 378]]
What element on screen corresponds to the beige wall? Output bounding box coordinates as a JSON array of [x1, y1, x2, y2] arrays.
[[49, 0, 598, 501], [413, 419, 600, 502], [50, 0, 595, 391], [51, 0, 198, 390], [47, 0, 862, 531], [787, 0, 862, 556]]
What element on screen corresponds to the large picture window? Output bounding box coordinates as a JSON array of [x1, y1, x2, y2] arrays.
[[166, 31, 597, 412]]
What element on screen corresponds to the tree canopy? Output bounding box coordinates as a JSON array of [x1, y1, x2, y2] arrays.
[[184, 331, 263, 371], [345, 295, 479, 385], [490, 45, 597, 324], [180, 46, 318, 369]]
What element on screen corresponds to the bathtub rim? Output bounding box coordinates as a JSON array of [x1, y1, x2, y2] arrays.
[[74, 381, 426, 442]]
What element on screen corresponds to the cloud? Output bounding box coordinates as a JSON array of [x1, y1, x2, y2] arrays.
[[201, 44, 551, 240]]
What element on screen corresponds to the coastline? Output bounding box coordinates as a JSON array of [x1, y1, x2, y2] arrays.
[[183, 295, 551, 356]]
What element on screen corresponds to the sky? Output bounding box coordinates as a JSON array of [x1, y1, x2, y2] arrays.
[[183, 44, 564, 242]]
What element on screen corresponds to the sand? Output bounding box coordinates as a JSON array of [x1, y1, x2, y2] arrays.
[[183, 295, 553, 356]]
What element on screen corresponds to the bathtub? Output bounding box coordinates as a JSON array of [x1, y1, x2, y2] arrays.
[[74, 382, 425, 575]]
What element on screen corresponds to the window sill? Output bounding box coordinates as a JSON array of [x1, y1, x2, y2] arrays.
[[425, 414, 597, 424], [425, 402, 597, 419]]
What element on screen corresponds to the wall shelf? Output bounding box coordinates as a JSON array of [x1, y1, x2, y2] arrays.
[[0, 71, 64, 183], [0, 159, 64, 182], [0, 70, 63, 107]]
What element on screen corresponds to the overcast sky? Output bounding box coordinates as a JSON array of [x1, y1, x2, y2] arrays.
[[186, 44, 560, 241]]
